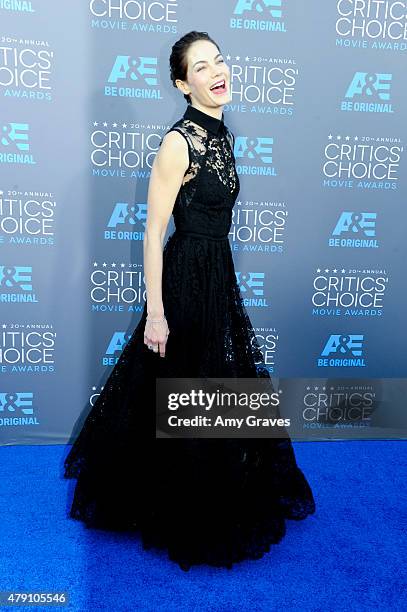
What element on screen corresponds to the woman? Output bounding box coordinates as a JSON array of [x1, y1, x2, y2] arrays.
[[63, 31, 316, 571]]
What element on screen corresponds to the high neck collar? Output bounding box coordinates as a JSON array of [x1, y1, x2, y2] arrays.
[[183, 104, 225, 135]]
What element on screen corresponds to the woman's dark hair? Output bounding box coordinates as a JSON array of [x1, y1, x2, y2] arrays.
[[169, 31, 221, 104]]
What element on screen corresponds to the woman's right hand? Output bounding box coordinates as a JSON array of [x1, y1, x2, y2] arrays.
[[144, 315, 170, 358]]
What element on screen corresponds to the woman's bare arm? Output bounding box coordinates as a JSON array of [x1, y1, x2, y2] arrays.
[[143, 130, 189, 318]]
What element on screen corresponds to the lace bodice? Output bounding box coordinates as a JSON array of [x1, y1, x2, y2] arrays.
[[163, 105, 240, 238]]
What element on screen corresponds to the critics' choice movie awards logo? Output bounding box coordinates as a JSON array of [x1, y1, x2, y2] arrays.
[[0, 265, 38, 302], [0, 392, 39, 427], [0, 1, 35, 13], [230, 0, 286, 32], [230, 200, 288, 253], [0, 121, 35, 165], [91, 265, 270, 312], [0, 39, 53, 100], [335, 0, 407, 50], [329, 211, 379, 249], [223, 54, 297, 115], [89, 0, 178, 33], [105, 55, 162, 100], [341, 72, 394, 113], [0, 189, 56, 246], [322, 134, 403, 190], [311, 267, 389, 317], [301, 383, 375, 429], [90, 262, 145, 312], [253, 326, 278, 373], [0, 324, 56, 372], [104, 200, 146, 241], [99, 327, 278, 371], [90, 121, 277, 179], [90, 120, 169, 179]]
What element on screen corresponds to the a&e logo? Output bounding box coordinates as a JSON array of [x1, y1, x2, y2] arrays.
[[318, 334, 366, 367], [231, 0, 286, 32], [1, 122, 35, 164], [341, 72, 393, 113], [105, 55, 162, 100], [105, 202, 147, 241], [234, 136, 276, 176], [103, 331, 130, 365], [236, 271, 268, 307], [0, 265, 38, 302], [330, 212, 378, 249], [0, 392, 34, 416]]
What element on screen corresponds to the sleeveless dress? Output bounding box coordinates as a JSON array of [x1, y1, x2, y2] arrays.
[[63, 104, 316, 571]]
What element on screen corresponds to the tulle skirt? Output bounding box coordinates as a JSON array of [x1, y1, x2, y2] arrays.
[[63, 231, 316, 570]]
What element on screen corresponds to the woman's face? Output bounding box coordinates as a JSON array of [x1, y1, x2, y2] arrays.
[[177, 39, 231, 108]]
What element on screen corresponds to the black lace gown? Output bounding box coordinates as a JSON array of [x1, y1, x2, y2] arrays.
[[63, 104, 316, 571]]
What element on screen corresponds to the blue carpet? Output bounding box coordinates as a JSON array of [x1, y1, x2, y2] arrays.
[[0, 441, 405, 611]]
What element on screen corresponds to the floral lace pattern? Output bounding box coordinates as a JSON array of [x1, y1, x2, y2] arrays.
[[165, 112, 239, 213]]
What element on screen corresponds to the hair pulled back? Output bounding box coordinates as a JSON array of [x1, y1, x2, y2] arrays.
[[169, 31, 221, 104]]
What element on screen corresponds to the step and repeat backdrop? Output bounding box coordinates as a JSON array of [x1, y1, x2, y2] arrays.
[[1, 1, 407, 444]]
